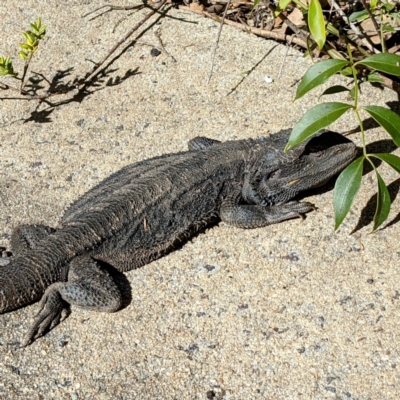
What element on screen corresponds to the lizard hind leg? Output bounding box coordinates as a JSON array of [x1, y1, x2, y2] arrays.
[[22, 255, 122, 346]]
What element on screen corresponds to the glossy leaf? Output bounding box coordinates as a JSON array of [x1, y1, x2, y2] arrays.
[[319, 85, 349, 99], [357, 53, 400, 76], [334, 156, 364, 230], [327, 47, 346, 60], [285, 102, 353, 150], [349, 10, 369, 22], [371, 153, 400, 174], [367, 73, 384, 83], [373, 170, 391, 231], [362, 105, 400, 146], [275, 0, 292, 14], [295, 59, 348, 99], [278, 0, 292, 8], [341, 67, 353, 76], [308, 0, 326, 50]]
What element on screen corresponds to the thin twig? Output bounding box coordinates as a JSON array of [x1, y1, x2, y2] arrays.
[[82, 4, 144, 20], [207, 0, 232, 84], [277, 36, 293, 80], [20, 57, 33, 92], [154, 28, 177, 62], [360, 0, 380, 32]]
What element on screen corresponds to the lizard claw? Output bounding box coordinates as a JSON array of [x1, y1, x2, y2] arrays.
[[21, 285, 70, 347]]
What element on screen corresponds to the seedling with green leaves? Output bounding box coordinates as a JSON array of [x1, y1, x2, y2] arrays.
[[281, 0, 400, 231], [0, 18, 46, 92]]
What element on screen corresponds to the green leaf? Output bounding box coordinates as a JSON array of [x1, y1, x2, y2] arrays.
[[362, 105, 400, 146], [18, 51, 29, 60], [295, 59, 348, 99], [278, 0, 292, 9], [382, 2, 395, 12], [382, 23, 395, 33], [357, 53, 400, 77], [349, 86, 356, 99], [24, 31, 36, 44], [308, 0, 326, 50], [285, 102, 353, 150], [274, 0, 292, 14], [349, 10, 369, 22], [341, 67, 353, 76], [334, 157, 364, 230], [19, 43, 33, 51], [367, 73, 384, 83], [326, 48, 346, 60], [371, 153, 400, 174], [326, 23, 340, 37], [373, 169, 391, 231], [319, 85, 349, 99]]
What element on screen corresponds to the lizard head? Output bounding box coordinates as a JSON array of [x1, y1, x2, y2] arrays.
[[256, 131, 358, 206]]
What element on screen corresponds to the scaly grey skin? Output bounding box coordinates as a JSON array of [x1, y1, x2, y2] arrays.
[[0, 130, 357, 345]]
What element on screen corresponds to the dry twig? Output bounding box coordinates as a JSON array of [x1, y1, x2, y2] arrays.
[[179, 5, 311, 52]]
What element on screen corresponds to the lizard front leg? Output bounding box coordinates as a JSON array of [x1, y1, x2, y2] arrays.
[[220, 189, 314, 229]]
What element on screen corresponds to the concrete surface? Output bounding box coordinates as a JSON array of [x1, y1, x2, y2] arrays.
[[0, 1, 400, 399]]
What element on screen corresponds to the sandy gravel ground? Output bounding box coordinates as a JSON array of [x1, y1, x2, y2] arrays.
[[1, 1, 400, 399]]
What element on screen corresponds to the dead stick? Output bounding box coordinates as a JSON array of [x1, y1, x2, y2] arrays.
[[179, 6, 310, 51]]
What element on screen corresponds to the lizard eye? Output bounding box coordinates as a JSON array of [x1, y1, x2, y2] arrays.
[[310, 150, 324, 158], [268, 168, 281, 179]]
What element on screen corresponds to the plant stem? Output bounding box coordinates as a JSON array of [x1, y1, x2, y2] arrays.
[[20, 56, 33, 93], [354, 108, 367, 155], [380, 14, 387, 53], [351, 62, 367, 155]]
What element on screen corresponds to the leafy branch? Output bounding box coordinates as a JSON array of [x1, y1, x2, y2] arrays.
[[283, 0, 400, 231], [0, 18, 47, 94]]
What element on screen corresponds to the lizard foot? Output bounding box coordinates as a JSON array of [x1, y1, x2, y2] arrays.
[[21, 283, 70, 347]]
